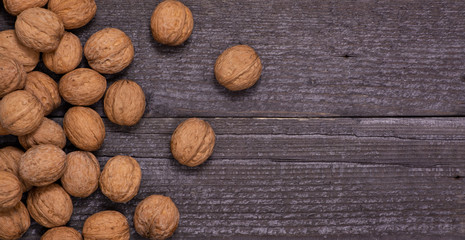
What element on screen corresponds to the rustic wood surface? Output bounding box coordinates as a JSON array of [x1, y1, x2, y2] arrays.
[[1, 0, 465, 239]]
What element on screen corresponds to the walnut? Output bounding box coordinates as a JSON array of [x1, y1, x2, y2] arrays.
[[48, 0, 96, 29], [134, 195, 180, 240], [0, 147, 30, 192], [15, 7, 65, 53], [82, 210, 130, 240], [59, 68, 106, 106], [0, 90, 44, 136], [19, 144, 66, 187], [0, 171, 22, 211], [2, 0, 47, 16], [0, 30, 39, 72], [214, 45, 262, 91], [150, 0, 194, 46], [41, 226, 82, 240], [84, 28, 134, 74], [99, 155, 141, 203], [43, 32, 82, 74], [171, 118, 215, 167], [63, 106, 105, 151], [0, 55, 26, 98], [18, 118, 66, 150], [61, 151, 100, 198], [0, 202, 30, 240], [104, 80, 146, 126], [27, 183, 73, 228], [24, 71, 61, 116]]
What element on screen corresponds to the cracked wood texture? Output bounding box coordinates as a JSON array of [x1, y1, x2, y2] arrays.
[[1, 0, 465, 239]]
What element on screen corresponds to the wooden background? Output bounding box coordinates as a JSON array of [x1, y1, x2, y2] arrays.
[[1, 0, 465, 239]]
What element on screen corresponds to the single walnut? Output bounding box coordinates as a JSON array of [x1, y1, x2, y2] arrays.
[[59, 68, 106, 106], [61, 151, 100, 198], [41, 226, 82, 240], [24, 71, 61, 116], [2, 0, 47, 16], [150, 0, 194, 46], [19, 144, 66, 187], [63, 107, 105, 151], [27, 184, 73, 228], [99, 155, 141, 203], [48, 0, 96, 29], [18, 118, 66, 150], [171, 118, 215, 167], [0, 171, 22, 211], [43, 32, 82, 74], [0, 202, 30, 240], [134, 195, 180, 240], [15, 8, 65, 53], [0, 55, 26, 98], [104, 80, 146, 126], [84, 28, 134, 74], [214, 45, 262, 91], [0, 90, 44, 136], [0, 147, 30, 192], [0, 30, 39, 72], [82, 210, 130, 240]]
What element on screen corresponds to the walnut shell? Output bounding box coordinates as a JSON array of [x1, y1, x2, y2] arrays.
[[0, 147, 29, 192], [24, 71, 61, 116], [83, 210, 130, 240], [18, 118, 66, 150], [41, 226, 82, 240], [48, 0, 96, 29], [0, 55, 26, 98], [43, 32, 82, 74], [99, 155, 141, 203], [134, 195, 180, 240], [0, 202, 30, 240], [150, 0, 194, 46], [0, 171, 22, 211], [61, 151, 100, 198], [59, 68, 106, 106], [214, 45, 262, 91], [27, 184, 72, 228], [84, 28, 134, 74], [19, 144, 66, 187], [0, 30, 39, 72], [170, 118, 215, 167], [0, 90, 44, 136], [104, 80, 146, 126], [63, 107, 105, 151], [15, 8, 65, 53], [2, 0, 48, 16]]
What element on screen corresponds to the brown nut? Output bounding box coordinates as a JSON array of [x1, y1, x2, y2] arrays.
[[99, 155, 141, 203], [27, 184, 72, 228], [0, 55, 26, 98], [63, 107, 105, 151], [59, 68, 106, 106], [0, 171, 22, 211], [0, 202, 30, 240], [2, 0, 47, 16], [84, 28, 134, 74], [0, 147, 29, 192], [104, 80, 146, 126], [0, 90, 44, 136], [18, 118, 66, 150], [0, 30, 39, 72], [43, 32, 82, 74], [134, 195, 180, 240], [15, 8, 65, 53], [214, 45, 262, 91], [150, 0, 193, 46], [19, 144, 66, 187], [24, 71, 61, 116], [170, 118, 215, 167], [83, 210, 130, 240], [41, 226, 82, 240], [61, 151, 100, 198], [48, 0, 96, 29]]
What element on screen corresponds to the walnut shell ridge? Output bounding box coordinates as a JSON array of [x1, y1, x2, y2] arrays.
[[18, 118, 66, 150], [0, 171, 22, 211], [0, 55, 26, 98], [48, 0, 97, 29], [83, 210, 130, 240], [104, 80, 146, 126], [41, 226, 82, 240], [63, 106, 105, 151], [0, 202, 30, 240], [24, 71, 61, 116], [59, 68, 106, 106], [61, 151, 100, 198], [43, 32, 82, 74], [0, 29, 40, 72], [0, 147, 30, 192], [2, 0, 48, 16]]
